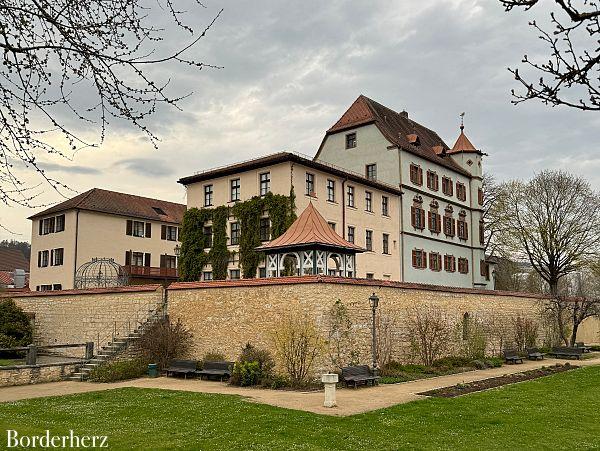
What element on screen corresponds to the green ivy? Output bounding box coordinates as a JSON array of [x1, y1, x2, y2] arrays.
[[209, 206, 231, 280], [180, 191, 295, 281]]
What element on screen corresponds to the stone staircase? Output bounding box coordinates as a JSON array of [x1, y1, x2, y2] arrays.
[[68, 306, 164, 382]]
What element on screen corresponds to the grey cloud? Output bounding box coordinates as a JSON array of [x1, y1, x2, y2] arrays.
[[115, 158, 176, 177], [40, 161, 101, 175]]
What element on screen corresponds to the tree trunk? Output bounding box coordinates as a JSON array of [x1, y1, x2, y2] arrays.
[[570, 323, 579, 347]]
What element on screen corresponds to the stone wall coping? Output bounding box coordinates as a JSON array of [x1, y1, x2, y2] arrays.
[[0, 361, 83, 371], [168, 275, 552, 300], [2, 284, 163, 299]]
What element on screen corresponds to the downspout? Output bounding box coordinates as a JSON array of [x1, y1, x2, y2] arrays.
[[397, 147, 405, 282], [341, 177, 348, 239], [73, 209, 80, 287]]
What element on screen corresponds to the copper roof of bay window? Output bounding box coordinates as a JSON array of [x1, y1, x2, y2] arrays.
[[257, 203, 365, 252]]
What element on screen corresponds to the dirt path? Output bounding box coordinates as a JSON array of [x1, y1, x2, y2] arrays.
[[1, 356, 598, 416]]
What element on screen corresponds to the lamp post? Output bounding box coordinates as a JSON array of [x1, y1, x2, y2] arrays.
[[369, 292, 379, 371]]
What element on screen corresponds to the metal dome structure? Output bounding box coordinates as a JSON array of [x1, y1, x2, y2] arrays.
[[74, 258, 129, 289]]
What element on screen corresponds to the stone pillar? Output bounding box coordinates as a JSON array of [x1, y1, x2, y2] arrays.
[[322, 373, 339, 408], [26, 344, 37, 366], [85, 342, 95, 360]]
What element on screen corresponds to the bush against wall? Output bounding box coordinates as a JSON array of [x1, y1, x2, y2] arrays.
[[325, 300, 359, 370], [179, 208, 211, 281], [376, 313, 396, 370], [137, 318, 193, 370], [406, 305, 453, 366], [456, 313, 487, 360], [271, 312, 324, 386], [229, 343, 275, 386], [0, 299, 33, 349], [88, 358, 148, 383], [513, 315, 539, 351]]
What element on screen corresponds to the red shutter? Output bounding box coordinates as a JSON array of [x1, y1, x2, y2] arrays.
[[420, 210, 425, 230], [161, 225, 167, 240], [437, 254, 442, 270], [411, 206, 416, 227], [412, 250, 417, 268], [418, 167, 423, 185], [144, 253, 151, 267], [422, 251, 427, 269], [125, 251, 131, 266], [451, 219, 456, 236], [428, 211, 432, 230], [126, 220, 133, 236], [145, 223, 152, 238]]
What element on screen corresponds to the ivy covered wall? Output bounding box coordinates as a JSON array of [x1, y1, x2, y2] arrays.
[[179, 190, 296, 281]]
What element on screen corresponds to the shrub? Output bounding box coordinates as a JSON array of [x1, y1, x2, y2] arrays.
[[199, 351, 226, 369], [229, 343, 274, 386], [406, 305, 453, 366], [0, 299, 33, 352], [137, 318, 193, 370], [325, 300, 359, 371], [271, 312, 324, 386], [456, 314, 487, 360], [263, 374, 290, 390], [432, 356, 472, 369], [88, 358, 148, 382], [513, 316, 539, 351]]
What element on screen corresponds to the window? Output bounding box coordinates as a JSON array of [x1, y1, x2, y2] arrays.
[[152, 206, 166, 216], [456, 182, 467, 201], [444, 254, 456, 272], [347, 226, 355, 244], [457, 219, 468, 240], [260, 172, 270, 196], [365, 230, 373, 251], [230, 178, 240, 202], [382, 196, 389, 216], [479, 220, 485, 246], [327, 222, 336, 231], [480, 260, 490, 280], [160, 255, 177, 269], [55, 215, 65, 232], [427, 171, 439, 191], [327, 179, 335, 202], [443, 216, 455, 237], [230, 222, 240, 245], [409, 164, 423, 185], [51, 248, 64, 266], [428, 211, 441, 233], [38, 250, 49, 268], [429, 252, 442, 271], [478, 188, 484, 206], [347, 186, 355, 207], [203, 226, 213, 248], [52, 284, 62, 291], [382, 234, 389, 254], [346, 132, 357, 149], [365, 191, 373, 212], [259, 218, 270, 242], [366, 273, 375, 279], [412, 249, 427, 269], [203, 271, 213, 281], [161, 225, 178, 241], [39, 284, 53, 291], [458, 258, 469, 274], [133, 220, 145, 237], [204, 184, 213, 207], [131, 252, 144, 266], [259, 267, 267, 278], [305, 173, 315, 196], [230, 269, 241, 280], [442, 177, 453, 196], [411, 205, 425, 230], [366, 164, 377, 181], [42, 217, 55, 235]]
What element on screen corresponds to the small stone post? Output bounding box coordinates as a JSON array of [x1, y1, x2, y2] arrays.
[[26, 344, 37, 366], [85, 342, 94, 360], [321, 373, 338, 408]]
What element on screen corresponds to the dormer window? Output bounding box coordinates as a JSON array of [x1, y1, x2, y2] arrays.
[[152, 206, 166, 215], [407, 134, 420, 146], [345, 132, 357, 149]]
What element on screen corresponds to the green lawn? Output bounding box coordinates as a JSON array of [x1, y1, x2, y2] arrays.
[[1, 366, 600, 450], [0, 359, 21, 366]]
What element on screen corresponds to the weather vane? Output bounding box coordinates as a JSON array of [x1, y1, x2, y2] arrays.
[[459, 112, 465, 130]]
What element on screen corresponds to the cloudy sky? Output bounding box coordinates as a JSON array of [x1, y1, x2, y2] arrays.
[[2, 0, 599, 240]]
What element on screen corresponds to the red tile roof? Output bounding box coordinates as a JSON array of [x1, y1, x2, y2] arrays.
[[449, 126, 478, 153], [28, 188, 186, 224], [257, 203, 364, 252], [317, 95, 471, 177], [0, 248, 29, 271], [168, 275, 550, 299]]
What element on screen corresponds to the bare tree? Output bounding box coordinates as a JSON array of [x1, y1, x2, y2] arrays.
[[0, 0, 222, 206], [481, 173, 512, 257], [500, 0, 600, 110], [502, 170, 600, 296], [406, 305, 453, 366]]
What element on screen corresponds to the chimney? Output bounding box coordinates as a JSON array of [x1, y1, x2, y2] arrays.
[[13, 269, 25, 289], [400, 110, 408, 118]]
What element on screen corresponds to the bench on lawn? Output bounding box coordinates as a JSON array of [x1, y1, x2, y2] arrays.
[[196, 361, 233, 381], [341, 365, 380, 388], [503, 349, 524, 364], [165, 359, 198, 378], [575, 342, 592, 353], [549, 347, 583, 360], [527, 347, 545, 361]]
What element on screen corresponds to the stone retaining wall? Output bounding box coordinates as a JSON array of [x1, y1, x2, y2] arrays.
[[0, 362, 81, 387]]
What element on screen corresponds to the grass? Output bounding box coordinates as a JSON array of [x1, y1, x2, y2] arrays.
[[0, 359, 21, 366], [1, 366, 600, 450]]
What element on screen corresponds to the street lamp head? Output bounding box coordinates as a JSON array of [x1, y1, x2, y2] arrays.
[[174, 244, 181, 257], [369, 292, 379, 309]]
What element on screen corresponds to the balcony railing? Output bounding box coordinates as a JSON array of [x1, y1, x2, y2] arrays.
[[124, 265, 178, 279]]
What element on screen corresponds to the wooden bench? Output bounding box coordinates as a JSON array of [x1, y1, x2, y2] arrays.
[[503, 349, 524, 364], [165, 359, 198, 379], [575, 342, 592, 353], [549, 347, 583, 360], [341, 365, 380, 388], [527, 348, 545, 361], [196, 361, 233, 381]]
